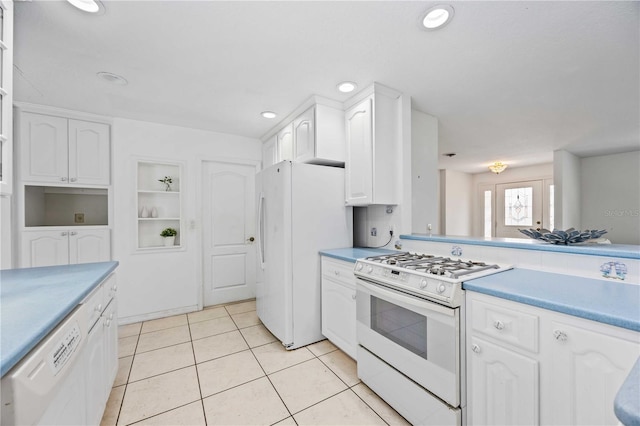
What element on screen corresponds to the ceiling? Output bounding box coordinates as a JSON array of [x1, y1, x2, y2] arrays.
[[13, 1, 640, 173]]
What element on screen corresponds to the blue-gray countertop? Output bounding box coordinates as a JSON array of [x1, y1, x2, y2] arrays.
[[319, 247, 398, 263], [401, 234, 640, 259], [615, 357, 640, 426], [0, 261, 119, 377], [464, 268, 640, 332]]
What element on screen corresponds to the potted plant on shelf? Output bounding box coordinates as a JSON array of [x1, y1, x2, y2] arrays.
[[160, 227, 177, 246], [158, 176, 173, 191]]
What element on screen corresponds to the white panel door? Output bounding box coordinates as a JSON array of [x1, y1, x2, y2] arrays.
[[495, 180, 543, 238], [68, 119, 110, 185], [20, 112, 68, 183], [345, 98, 373, 205], [69, 229, 110, 264], [21, 230, 69, 267], [203, 161, 257, 306]]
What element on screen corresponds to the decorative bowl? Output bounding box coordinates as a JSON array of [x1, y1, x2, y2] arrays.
[[518, 228, 607, 245]]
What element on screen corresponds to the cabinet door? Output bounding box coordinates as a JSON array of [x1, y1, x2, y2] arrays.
[[546, 320, 640, 425], [20, 112, 68, 183], [20, 230, 69, 267], [262, 136, 278, 169], [345, 98, 373, 205], [468, 336, 539, 426], [84, 319, 106, 426], [321, 277, 357, 359], [277, 123, 294, 161], [103, 298, 119, 391], [68, 119, 110, 185], [69, 229, 110, 264], [293, 106, 315, 162]]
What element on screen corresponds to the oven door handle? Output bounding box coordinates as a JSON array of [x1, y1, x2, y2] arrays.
[[356, 278, 456, 318]]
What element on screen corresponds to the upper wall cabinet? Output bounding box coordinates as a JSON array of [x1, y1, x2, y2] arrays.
[[345, 84, 401, 206], [0, 1, 13, 195], [19, 112, 110, 186], [261, 97, 345, 168]]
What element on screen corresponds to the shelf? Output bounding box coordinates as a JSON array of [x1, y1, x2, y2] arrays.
[[136, 160, 182, 250]]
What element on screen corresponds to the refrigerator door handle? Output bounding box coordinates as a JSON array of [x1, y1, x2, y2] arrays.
[[257, 192, 266, 270]]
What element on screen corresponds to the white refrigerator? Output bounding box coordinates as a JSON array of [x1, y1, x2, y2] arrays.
[[255, 160, 352, 349]]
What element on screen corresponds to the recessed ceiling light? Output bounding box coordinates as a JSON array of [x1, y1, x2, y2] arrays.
[[97, 72, 128, 85], [67, 0, 100, 13], [420, 5, 454, 30], [261, 111, 277, 119], [337, 81, 358, 93]]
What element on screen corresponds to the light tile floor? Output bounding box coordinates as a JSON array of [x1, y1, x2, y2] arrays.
[[101, 300, 410, 426]]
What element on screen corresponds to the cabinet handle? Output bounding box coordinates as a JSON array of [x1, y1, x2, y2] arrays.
[[334, 270, 340, 276], [472, 344, 481, 353], [70, 177, 77, 182], [493, 320, 505, 330], [70, 231, 77, 236], [351, 293, 356, 300], [105, 319, 111, 327], [61, 232, 68, 236], [60, 177, 68, 181], [553, 329, 568, 341], [95, 303, 103, 312], [112, 284, 118, 292]]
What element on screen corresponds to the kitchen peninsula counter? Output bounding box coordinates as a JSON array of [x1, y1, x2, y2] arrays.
[[0, 261, 119, 377]]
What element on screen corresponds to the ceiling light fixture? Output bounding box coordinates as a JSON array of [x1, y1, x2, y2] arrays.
[[261, 111, 277, 119], [67, 0, 100, 13], [488, 161, 508, 174], [337, 81, 357, 93], [420, 4, 454, 30], [97, 72, 128, 85]]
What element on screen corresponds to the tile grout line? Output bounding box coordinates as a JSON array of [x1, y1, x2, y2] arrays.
[[186, 313, 209, 426]]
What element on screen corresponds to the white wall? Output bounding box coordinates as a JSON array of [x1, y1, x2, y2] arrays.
[[112, 118, 261, 323], [554, 149, 581, 230], [411, 109, 439, 235], [441, 169, 473, 236], [580, 151, 640, 244]]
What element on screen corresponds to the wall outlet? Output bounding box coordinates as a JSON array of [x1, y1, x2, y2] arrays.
[[371, 227, 377, 237], [389, 225, 395, 235], [74, 213, 85, 224]]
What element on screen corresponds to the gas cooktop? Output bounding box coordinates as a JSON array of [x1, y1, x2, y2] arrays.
[[354, 252, 511, 307]]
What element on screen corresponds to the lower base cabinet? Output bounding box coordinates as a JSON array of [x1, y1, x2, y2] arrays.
[[20, 228, 110, 267], [321, 257, 357, 359], [466, 291, 640, 426]]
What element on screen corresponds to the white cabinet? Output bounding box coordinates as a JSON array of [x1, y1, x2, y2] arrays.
[[261, 98, 345, 167], [468, 336, 539, 425], [83, 274, 118, 425], [0, 1, 14, 195], [466, 291, 640, 426], [545, 318, 639, 425], [345, 84, 401, 206], [321, 256, 357, 359], [136, 160, 182, 250], [19, 112, 110, 185], [262, 135, 278, 169], [20, 228, 110, 268]]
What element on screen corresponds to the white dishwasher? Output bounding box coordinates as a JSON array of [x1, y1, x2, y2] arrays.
[[1, 303, 89, 425]]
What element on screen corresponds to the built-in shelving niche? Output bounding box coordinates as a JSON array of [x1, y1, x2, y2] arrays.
[[25, 185, 108, 227]]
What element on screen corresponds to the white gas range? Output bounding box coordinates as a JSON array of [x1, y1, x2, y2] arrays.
[[354, 252, 511, 425]]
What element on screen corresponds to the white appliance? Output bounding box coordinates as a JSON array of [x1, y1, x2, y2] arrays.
[[256, 160, 352, 349], [354, 252, 511, 426], [1, 304, 88, 425]]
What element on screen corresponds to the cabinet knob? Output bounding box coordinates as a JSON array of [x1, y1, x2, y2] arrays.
[[70, 177, 77, 182], [112, 284, 118, 292], [493, 320, 505, 330], [61, 232, 68, 236], [105, 319, 111, 327], [95, 303, 103, 312], [334, 270, 340, 276], [352, 293, 356, 300], [70, 231, 77, 236], [60, 177, 68, 181], [472, 344, 481, 353], [247, 237, 255, 242], [553, 329, 568, 341]]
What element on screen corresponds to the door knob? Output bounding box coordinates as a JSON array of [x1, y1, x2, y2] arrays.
[[247, 237, 255, 242]]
